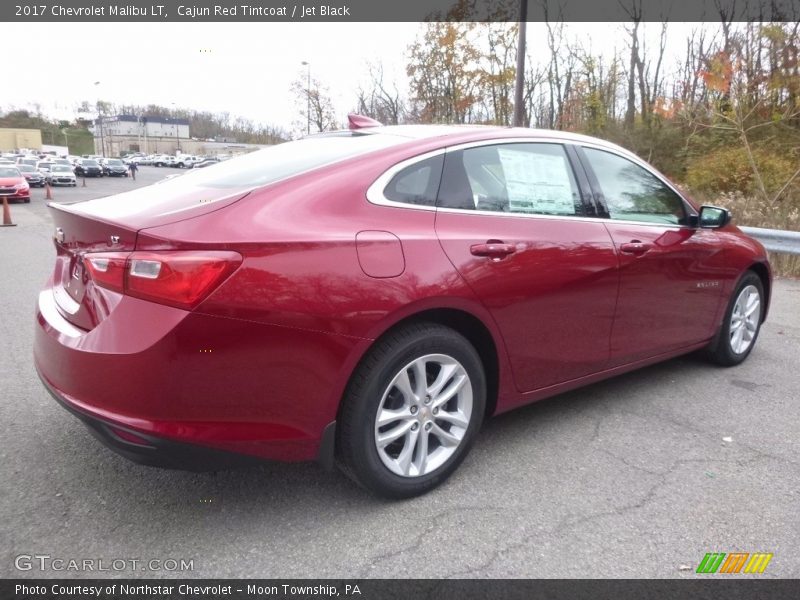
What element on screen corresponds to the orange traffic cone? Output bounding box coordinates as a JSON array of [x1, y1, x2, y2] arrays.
[[1, 196, 16, 227], [45, 183, 53, 200]]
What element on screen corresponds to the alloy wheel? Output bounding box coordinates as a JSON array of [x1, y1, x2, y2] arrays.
[[729, 284, 760, 354], [374, 353, 473, 478]]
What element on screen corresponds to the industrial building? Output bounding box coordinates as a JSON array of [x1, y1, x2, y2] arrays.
[[0, 128, 42, 152]]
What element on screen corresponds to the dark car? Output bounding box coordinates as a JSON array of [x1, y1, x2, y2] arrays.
[[18, 164, 46, 187], [103, 158, 129, 177], [192, 158, 220, 169], [75, 159, 103, 177], [34, 121, 772, 498]]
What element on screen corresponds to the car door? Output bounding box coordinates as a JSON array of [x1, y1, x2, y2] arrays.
[[434, 141, 619, 393], [576, 145, 726, 366]]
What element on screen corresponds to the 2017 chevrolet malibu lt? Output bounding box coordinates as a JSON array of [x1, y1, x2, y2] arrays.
[[34, 122, 771, 498]]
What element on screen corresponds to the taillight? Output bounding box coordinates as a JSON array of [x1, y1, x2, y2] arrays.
[[83, 251, 242, 310], [84, 252, 128, 292]]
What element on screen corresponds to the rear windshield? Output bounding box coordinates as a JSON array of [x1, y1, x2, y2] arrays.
[[164, 133, 408, 189]]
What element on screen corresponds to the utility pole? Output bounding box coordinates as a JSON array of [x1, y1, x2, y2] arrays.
[[94, 81, 106, 156], [512, 0, 528, 127], [301, 61, 311, 135], [171, 103, 181, 153]]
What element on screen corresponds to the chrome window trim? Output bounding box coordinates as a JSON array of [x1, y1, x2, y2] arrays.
[[365, 137, 696, 229], [366, 148, 445, 212]]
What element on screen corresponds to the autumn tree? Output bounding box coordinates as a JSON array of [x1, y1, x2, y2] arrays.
[[291, 73, 338, 134], [355, 63, 406, 125], [407, 19, 482, 124]]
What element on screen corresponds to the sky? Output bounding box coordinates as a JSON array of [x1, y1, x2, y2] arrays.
[[4, 22, 704, 135]]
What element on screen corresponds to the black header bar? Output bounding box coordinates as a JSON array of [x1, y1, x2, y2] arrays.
[[3, 0, 799, 22]]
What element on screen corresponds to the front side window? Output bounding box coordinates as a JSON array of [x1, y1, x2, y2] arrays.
[[582, 147, 687, 225], [438, 143, 582, 216]]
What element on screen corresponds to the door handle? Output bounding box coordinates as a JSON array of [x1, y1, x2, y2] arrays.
[[619, 240, 652, 255], [470, 241, 517, 259]]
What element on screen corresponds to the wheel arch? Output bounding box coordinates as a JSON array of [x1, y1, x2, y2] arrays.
[[748, 261, 771, 322], [337, 306, 502, 425]]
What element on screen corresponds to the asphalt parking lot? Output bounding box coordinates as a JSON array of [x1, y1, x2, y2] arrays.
[[1, 170, 798, 578]]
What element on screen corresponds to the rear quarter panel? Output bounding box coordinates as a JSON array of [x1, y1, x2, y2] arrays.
[[138, 151, 516, 433]]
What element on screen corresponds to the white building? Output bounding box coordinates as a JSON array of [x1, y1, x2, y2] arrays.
[[91, 114, 191, 156]]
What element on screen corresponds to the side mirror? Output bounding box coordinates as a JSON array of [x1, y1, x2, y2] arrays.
[[698, 205, 731, 229]]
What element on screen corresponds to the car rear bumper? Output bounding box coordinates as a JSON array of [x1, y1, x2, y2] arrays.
[[38, 369, 266, 470], [33, 287, 346, 465]]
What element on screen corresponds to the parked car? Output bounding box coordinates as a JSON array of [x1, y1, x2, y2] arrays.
[[34, 124, 772, 498], [18, 163, 47, 187], [174, 155, 198, 168], [75, 159, 103, 177], [103, 158, 129, 177], [36, 161, 54, 176], [152, 155, 172, 167], [47, 164, 77, 186], [192, 158, 220, 169], [0, 166, 30, 202]]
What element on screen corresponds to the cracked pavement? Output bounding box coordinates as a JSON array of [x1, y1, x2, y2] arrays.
[[1, 174, 799, 578]]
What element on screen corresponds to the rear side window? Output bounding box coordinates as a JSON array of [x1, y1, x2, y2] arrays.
[[582, 147, 687, 225], [383, 155, 443, 207], [438, 143, 582, 216]]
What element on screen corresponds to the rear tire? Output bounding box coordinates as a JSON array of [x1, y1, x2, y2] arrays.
[[338, 323, 485, 499], [705, 271, 764, 366]]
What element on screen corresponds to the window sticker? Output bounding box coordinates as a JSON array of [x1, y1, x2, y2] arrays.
[[497, 148, 575, 215]]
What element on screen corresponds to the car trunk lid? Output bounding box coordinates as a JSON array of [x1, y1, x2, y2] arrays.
[[49, 179, 251, 330]]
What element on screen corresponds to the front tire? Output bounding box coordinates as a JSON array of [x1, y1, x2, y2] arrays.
[[338, 323, 486, 498], [706, 271, 764, 366]]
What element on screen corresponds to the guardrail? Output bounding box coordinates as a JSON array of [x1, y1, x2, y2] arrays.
[[740, 226, 800, 255]]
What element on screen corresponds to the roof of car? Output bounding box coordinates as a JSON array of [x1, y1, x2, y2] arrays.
[[312, 124, 624, 158], [351, 124, 611, 144]]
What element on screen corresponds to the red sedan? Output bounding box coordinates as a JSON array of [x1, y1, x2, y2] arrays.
[[0, 166, 31, 203], [34, 122, 771, 497]]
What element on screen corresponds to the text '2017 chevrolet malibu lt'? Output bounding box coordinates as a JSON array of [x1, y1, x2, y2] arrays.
[[34, 119, 771, 498]]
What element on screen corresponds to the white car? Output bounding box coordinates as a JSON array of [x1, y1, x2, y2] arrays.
[[152, 155, 172, 167], [175, 155, 198, 168], [47, 164, 77, 186], [37, 161, 54, 176]]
